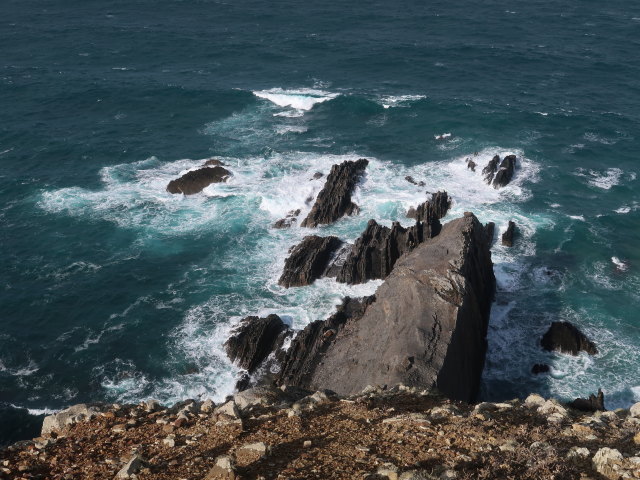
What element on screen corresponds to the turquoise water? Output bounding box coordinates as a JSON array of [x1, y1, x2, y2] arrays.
[[1, 0, 640, 445]]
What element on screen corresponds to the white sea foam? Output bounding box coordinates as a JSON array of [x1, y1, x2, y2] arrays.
[[0, 359, 39, 376], [9, 404, 59, 416], [253, 88, 338, 112], [379, 94, 426, 109], [574, 167, 624, 190], [434, 132, 452, 140], [611, 257, 628, 272], [568, 215, 585, 221]]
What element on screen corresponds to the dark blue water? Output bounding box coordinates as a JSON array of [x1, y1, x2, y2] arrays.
[[2, 0, 640, 446]]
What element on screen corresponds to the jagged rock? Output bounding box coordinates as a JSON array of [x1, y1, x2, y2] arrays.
[[531, 363, 550, 374], [166, 166, 231, 195], [115, 455, 146, 479], [501, 221, 516, 247], [273, 209, 301, 229], [279, 235, 344, 287], [233, 385, 288, 410], [592, 448, 624, 479], [482, 155, 500, 184], [405, 175, 425, 187], [201, 399, 215, 413], [214, 401, 240, 419], [278, 214, 495, 402], [493, 155, 517, 188], [277, 296, 375, 388], [541, 321, 598, 355], [483, 222, 495, 246], [224, 314, 291, 373], [301, 159, 368, 227], [407, 192, 451, 221], [467, 160, 476, 172], [41, 404, 99, 436], [204, 455, 236, 480], [336, 217, 440, 284], [569, 389, 605, 412]]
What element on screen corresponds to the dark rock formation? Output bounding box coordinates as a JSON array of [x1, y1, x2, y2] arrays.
[[484, 222, 495, 246], [276, 296, 375, 388], [224, 315, 291, 373], [273, 209, 301, 229], [166, 166, 231, 195], [300, 159, 368, 227], [569, 389, 605, 412], [540, 321, 598, 355], [492, 154, 517, 188], [467, 160, 476, 172], [203, 158, 226, 167], [482, 155, 501, 184], [502, 221, 516, 247], [405, 176, 425, 187], [278, 213, 496, 402], [406, 191, 451, 221], [336, 215, 441, 285], [531, 363, 550, 375], [278, 236, 344, 287], [312, 172, 324, 180]]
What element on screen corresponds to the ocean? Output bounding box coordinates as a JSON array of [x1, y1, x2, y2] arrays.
[[1, 0, 639, 446]]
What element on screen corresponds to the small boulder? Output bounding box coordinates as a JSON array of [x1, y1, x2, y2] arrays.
[[115, 455, 146, 479], [482, 155, 501, 184], [630, 402, 640, 418], [541, 321, 598, 355], [312, 172, 324, 180], [204, 455, 236, 480], [203, 158, 226, 167], [41, 404, 99, 437], [592, 448, 624, 479], [405, 175, 425, 187]]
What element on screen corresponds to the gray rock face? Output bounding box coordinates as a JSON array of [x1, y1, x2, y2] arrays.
[[166, 166, 231, 195], [279, 235, 344, 287], [277, 297, 375, 388], [540, 321, 598, 355], [301, 159, 368, 227], [279, 213, 496, 402], [335, 217, 440, 285], [224, 314, 291, 373]]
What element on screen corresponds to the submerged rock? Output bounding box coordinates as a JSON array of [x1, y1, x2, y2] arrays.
[[279, 235, 344, 287], [279, 213, 496, 402], [405, 175, 425, 187], [531, 363, 550, 375], [492, 154, 517, 188], [502, 221, 516, 247], [273, 209, 301, 229], [569, 389, 605, 412], [301, 159, 368, 227], [166, 166, 231, 195], [224, 314, 291, 373], [540, 321, 598, 355], [336, 216, 440, 285]]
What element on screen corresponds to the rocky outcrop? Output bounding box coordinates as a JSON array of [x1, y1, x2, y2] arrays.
[[41, 404, 100, 436], [335, 216, 440, 285], [540, 321, 598, 355], [492, 155, 517, 188], [406, 191, 451, 221], [278, 236, 344, 287], [482, 155, 501, 184], [166, 166, 231, 195], [273, 209, 301, 229], [502, 221, 516, 247], [300, 159, 368, 227], [224, 315, 291, 374], [279, 213, 496, 402], [276, 297, 375, 388], [203, 158, 226, 167], [569, 389, 605, 412], [467, 159, 476, 172]]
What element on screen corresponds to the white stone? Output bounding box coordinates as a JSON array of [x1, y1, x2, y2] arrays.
[[115, 455, 145, 479], [630, 402, 640, 418], [592, 447, 624, 478], [524, 394, 545, 408], [41, 404, 99, 436]]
